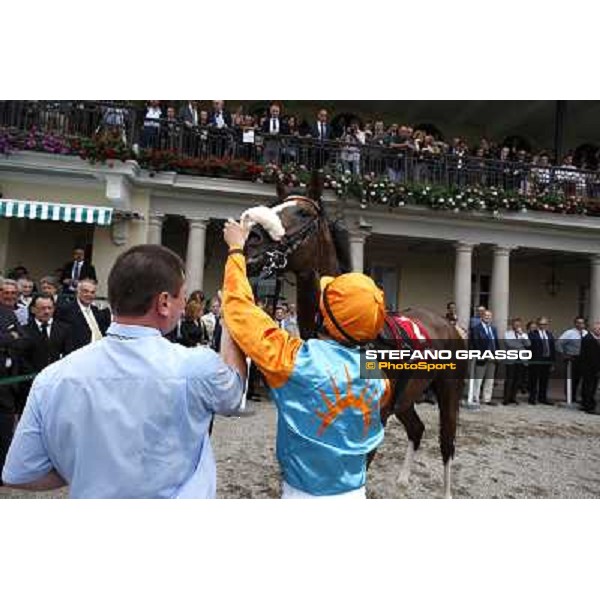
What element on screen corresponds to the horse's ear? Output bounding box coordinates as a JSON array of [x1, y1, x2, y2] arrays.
[[276, 177, 288, 201], [308, 169, 324, 204]]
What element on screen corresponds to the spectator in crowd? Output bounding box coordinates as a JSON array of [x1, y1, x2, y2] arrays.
[[309, 108, 335, 169], [445, 301, 457, 321], [17, 278, 35, 310], [209, 100, 232, 129], [22, 293, 73, 372], [201, 295, 222, 349], [469, 305, 487, 331], [99, 104, 128, 142], [209, 101, 232, 158], [162, 105, 180, 151], [340, 120, 365, 176], [39, 275, 66, 309], [557, 315, 588, 403], [0, 299, 27, 481], [261, 102, 289, 165], [61, 246, 97, 294], [179, 100, 199, 128], [56, 279, 109, 351], [385, 125, 414, 182], [469, 309, 499, 405], [528, 316, 555, 405], [282, 115, 300, 163], [503, 317, 531, 405], [140, 100, 162, 149], [179, 299, 208, 348], [1, 279, 29, 325], [2, 244, 246, 497], [7, 266, 29, 281], [580, 321, 600, 414], [19, 294, 73, 409]]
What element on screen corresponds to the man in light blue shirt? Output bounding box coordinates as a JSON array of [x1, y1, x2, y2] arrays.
[[2, 244, 246, 498]]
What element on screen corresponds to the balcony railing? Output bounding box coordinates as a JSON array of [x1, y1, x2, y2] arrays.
[[2, 100, 600, 203]]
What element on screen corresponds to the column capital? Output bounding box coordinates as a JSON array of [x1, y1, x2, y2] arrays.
[[455, 241, 475, 253], [188, 217, 208, 230], [493, 245, 516, 257], [148, 212, 164, 225], [590, 254, 600, 267]]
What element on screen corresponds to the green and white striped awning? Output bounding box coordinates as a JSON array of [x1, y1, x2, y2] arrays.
[[0, 199, 113, 226]]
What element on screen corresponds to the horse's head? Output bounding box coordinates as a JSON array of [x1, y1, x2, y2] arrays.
[[242, 195, 324, 277]]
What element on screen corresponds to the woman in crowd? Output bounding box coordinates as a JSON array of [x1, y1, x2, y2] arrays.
[[180, 299, 208, 347]]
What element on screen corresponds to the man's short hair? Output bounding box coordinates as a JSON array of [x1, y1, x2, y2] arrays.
[[1, 278, 18, 290], [108, 244, 185, 317], [31, 292, 56, 307], [77, 278, 97, 290]]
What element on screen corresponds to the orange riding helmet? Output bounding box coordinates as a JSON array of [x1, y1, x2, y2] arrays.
[[319, 273, 385, 344]]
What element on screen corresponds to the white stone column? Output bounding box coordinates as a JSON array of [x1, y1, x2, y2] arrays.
[[490, 245, 512, 337], [589, 254, 600, 324], [147, 213, 164, 245], [349, 230, 370, 273], [186, 218, 208, 292], [454, 242, 473, 331]]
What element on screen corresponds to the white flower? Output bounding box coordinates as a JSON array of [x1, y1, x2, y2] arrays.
[[382, 196, 388, 203], [399, 201, 405, 206], [370, 191, 376, 196], [439, 198, 445, 203], [453, 208, 460, 213]]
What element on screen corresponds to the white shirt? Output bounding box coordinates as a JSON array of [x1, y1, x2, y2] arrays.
[[78, 300, 103, 342], [558, 327, 587, 356], [144, 106, 162, 128], [35, 318, 53, 338], [270, 117, 279, 134]]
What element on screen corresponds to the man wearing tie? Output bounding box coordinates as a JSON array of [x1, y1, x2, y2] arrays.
[[469, 309, 499, 405], [21, 294, 73, 410], [527, 316, 556, 405], [61, 247, 97, 295], [261, 103, 289, 165], [310, 108, 335, 169], [55, 279, 109, 351]]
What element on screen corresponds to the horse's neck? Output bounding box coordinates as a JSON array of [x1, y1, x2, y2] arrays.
[[317, 221, 340, 276], [295, 271, 320, 340]]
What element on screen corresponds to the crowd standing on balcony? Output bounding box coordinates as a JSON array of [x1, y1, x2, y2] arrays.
[[3, 100, 599, 203]]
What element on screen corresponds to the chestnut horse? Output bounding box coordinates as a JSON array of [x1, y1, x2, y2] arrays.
[[242, 176, 467, 498]]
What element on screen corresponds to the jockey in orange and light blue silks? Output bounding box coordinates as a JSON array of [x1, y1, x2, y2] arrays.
[[222, 220, 391, 499]]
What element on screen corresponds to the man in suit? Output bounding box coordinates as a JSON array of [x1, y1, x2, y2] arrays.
[[527, 316, 556, 405], [579, 321, 600, 414], [469, 309, 499, 405], [209, 101, 232, 159], [557, 316, 588, 403], [309, 108, 335, 169], [61, 247, 97, 294], [23, 294, 73, 374], [55, 279, 109, 351], [261, 102, 289, 165]]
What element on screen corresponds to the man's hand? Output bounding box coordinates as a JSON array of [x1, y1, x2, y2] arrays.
[[224, 219, 249, 249]]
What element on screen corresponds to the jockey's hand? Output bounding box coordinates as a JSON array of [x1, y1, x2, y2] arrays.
[[224, 219, 249, 249]]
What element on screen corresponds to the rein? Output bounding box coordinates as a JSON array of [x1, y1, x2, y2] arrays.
[[257, 196, 324, 314]]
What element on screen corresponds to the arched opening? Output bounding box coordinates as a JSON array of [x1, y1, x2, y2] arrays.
[[501, 135, 532, 154], [574, 143, 600, 170], [413, 123, 444, 140]]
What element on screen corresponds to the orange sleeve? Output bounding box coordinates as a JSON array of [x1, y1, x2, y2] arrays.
[[222, 252, 303, 389]]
